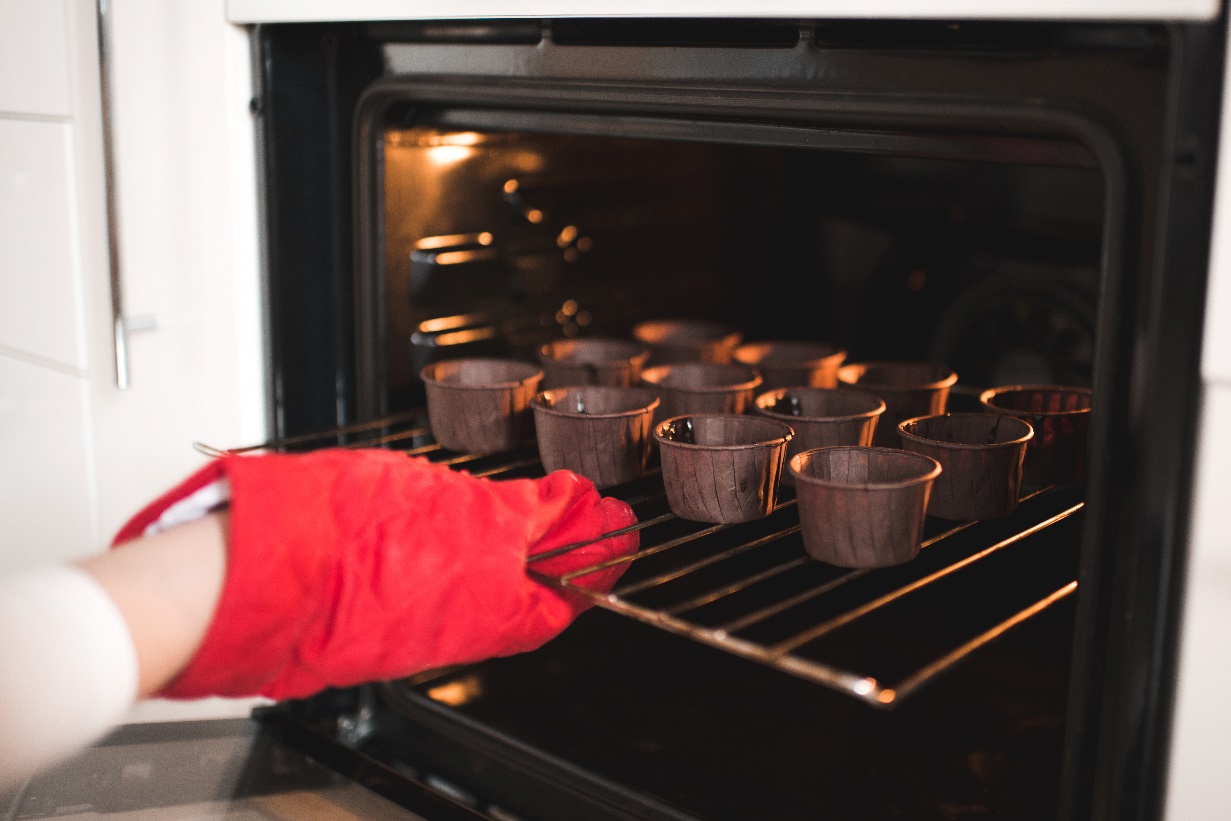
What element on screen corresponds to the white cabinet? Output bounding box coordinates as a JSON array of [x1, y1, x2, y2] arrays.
[[0, 357, 96, 572], [0, 119, 86, 370], [0, 0, 71, 117]]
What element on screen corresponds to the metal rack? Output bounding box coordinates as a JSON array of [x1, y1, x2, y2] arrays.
[[197, 410, 1083, 710]]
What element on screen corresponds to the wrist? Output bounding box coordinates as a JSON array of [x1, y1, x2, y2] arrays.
[[81, 511, 229, 697]]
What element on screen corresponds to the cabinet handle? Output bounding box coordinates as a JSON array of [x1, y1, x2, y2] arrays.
[[96, 0, 130, 389]]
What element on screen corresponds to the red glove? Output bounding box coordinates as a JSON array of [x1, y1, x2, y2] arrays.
[[111, 450, 637, 700]]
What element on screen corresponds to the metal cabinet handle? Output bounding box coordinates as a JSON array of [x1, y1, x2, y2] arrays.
[[96, 0, 130, 389]]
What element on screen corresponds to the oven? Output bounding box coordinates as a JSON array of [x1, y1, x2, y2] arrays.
[[169, 11, 1229, 821]]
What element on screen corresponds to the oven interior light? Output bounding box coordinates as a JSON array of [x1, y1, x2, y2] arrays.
[[426, 145, 476, 166]]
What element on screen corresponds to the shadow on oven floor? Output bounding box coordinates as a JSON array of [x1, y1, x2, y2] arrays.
[[316, 599, 1072, 821]]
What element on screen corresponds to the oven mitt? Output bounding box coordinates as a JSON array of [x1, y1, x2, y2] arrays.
[[110, 449, 638, 700]]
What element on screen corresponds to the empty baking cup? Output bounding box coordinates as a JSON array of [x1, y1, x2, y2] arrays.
[[421, 358, 543, 453], [640, 363, 762, 424], [898, 413, 1034, 520], [537, 338, 651, 389], [753, 387, 885, 485], [632, 319, 743, 365], [837, 361, 958, 447], [789, 446, 942, 568], [532, 386, 661, 489], [655, 414, 794, 524], [978, 385, 1092, 488], [734, 340, 847, 390]]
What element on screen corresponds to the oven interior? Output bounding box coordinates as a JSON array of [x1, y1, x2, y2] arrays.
[[274, 123, 1100, 821], [378, 127, 1100, 414], [254, 19, 1220, 821]]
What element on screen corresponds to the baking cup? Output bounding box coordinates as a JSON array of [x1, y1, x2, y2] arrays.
[[655, 414, 794, 524], [837, 361, 958, 447], [789, 446, 942, 568], [753, 387, 885, 485], [898, 413, 1034, 520], [421, 358, 542, 453], [978, 385, 1092, 487], [532, 386, 660, 488], [734, 340, 847, 390], [640, 362, 762, 424], [632, 319, 743, 364], [537, 338, 651, 389]]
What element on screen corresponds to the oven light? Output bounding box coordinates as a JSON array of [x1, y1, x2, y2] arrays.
[[442, 131, 482, 146], [426, 675, 484, 707], [426, 145, 475, 166], [416, 131, 484, 147]]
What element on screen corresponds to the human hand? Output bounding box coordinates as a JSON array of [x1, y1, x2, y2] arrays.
[[112, 450, 637, 700]]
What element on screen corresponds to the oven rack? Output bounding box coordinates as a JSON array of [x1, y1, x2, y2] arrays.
[[196, 410, 1083, 710]]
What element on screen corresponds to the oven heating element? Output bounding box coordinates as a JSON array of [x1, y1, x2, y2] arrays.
[[196, 409, 1082, 709]]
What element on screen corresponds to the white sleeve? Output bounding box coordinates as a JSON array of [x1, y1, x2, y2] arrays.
[[0, 565, 139, 792]]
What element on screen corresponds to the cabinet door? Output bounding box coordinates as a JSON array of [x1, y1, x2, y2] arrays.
[[0, 118, 85, 370], [0, 0, 71, 117], [0, 355, 96, 573]]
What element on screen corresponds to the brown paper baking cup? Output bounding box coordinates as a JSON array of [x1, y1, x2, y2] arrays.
[[978, 385, 1092, 487], [734, 341, 847, 390], [421, 358, 543, 453], [898, 413, 1033, 520], [789, 446, 941, 568], [837, 361, 958, 447], [640, 363, 762, 423], [532, 387, 660, 489], [753, 388, 885, 485], [654, 414, 794, 524], [537, 338, 651, 389], [632, 319, 743, 364]]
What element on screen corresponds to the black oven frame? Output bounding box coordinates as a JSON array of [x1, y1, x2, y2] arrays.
[[252, 18, 1224, 821]]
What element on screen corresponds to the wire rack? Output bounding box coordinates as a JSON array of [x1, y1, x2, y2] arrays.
[[196, 410, 1083, 710]]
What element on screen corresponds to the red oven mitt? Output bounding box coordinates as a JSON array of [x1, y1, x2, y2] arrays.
[[111, 450, 638, 700]]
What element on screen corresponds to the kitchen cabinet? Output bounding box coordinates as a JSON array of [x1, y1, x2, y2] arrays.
[[0, 118, 86, 370], [0, 0, 71, 117], [0, 357, 95, 572], [0, 0, 265, 579]]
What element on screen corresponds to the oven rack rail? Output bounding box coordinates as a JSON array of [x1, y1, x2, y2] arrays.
[[195, 410, 1082, 710]]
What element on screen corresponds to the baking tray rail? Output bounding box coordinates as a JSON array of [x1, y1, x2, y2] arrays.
[[198, 410, 1082, 709]]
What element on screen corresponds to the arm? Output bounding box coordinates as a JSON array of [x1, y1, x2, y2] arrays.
[[1, 450, 636, 791], [0, 513, 228, 792], [77, 511, 228, 698]]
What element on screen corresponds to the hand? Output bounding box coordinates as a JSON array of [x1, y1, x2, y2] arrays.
[[111, 450, 638, 700]]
